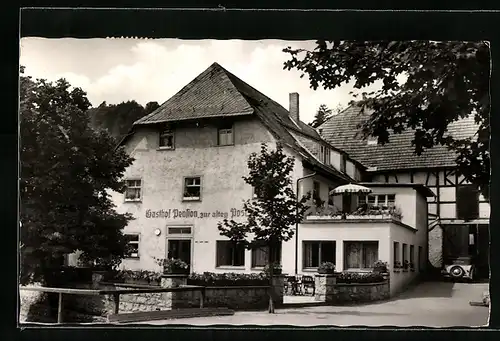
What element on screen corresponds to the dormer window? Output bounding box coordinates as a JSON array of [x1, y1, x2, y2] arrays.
[[159, 128, 175, 149], [218, 124, 234, 146], [319, 145, 330, 164]]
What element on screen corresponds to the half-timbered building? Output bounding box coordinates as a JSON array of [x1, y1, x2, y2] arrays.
[[319, 106, 490, 279]]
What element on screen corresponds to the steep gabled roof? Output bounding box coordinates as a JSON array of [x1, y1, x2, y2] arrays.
[[319, 105, 480, 172], [129, 62, 354, 182]]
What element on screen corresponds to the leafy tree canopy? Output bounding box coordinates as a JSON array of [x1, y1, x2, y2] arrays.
[[217, 143, 310, 312], [283, 41, 490, 198], [20, 67, 135, 285]]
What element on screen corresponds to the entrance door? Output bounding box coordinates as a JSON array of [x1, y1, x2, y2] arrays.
[[167, 239, 192, 272]]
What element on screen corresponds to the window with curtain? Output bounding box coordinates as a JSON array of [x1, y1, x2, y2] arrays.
[[218, 124, 234, 146], [216, 241, 245, 267], [394, 242, 400, 264], [159, 129, 175, 149], [251, 244, 282, 268], [124, 179, 142, 201], [344, 241, 379, 269], [402, 243, 408, 264], [303, 241, 336, 268]]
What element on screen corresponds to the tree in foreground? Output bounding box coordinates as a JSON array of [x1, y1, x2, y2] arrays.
[[217, 143, 310, 313], [20, 66, 135, 286], [283, 41, 490, 199], [309, 104, 333, 128]]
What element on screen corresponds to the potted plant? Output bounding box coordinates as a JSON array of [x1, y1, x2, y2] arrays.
[[390, 207, 403, 220], [263, 262, 282, 276], [373, 260, 389, 274], [410, 262, 415, 271], [318, 262, 336, 274], [403, 260, 410, 271], [393, 261, 402, 272], [155, 258, 190, 274]]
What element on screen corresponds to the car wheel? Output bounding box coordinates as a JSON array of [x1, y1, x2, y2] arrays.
[[450, 266, 465, 278]]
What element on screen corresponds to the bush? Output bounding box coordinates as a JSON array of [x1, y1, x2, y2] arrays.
[[373, 261, 389, 273], [318, 262, 336, 274], [187, 272, 269, 287], [154, 257, 189, 274], [336, 271, 385, 284], [112, 269, 163, 285], [43, 266, 94, 286]]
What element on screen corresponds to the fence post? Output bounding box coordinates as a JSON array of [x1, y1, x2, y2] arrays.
[[113, 293, 120, 314], [57, 293, 64, 324], [199, 287, 205, 308]]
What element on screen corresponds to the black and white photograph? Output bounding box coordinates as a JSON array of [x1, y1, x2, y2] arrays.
[[19, 35, 491, 327]]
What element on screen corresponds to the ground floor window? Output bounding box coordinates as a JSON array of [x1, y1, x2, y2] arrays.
[[402, 243, 408, 266], [216, 241, 245, 267], [303, 241, 336, 268], [394, 242, 400, 265], [410, 244, 415, 268], [344, 241, 379, 269], [251, 243, 282, 268]]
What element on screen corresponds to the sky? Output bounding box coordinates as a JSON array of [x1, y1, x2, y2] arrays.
[[20, 38, 379, 124]]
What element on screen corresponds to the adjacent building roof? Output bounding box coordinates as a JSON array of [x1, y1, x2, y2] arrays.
[[319, 105, 479, 172], [128, 62, 354, 182]]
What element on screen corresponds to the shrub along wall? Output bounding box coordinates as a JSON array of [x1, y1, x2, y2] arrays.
[[187, 272, 270, 287]]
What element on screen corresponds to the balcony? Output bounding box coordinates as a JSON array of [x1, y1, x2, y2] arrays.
[[305, 204, 403, 222]]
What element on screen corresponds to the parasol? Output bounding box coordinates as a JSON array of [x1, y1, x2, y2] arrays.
[[329, 183, 373, 195]]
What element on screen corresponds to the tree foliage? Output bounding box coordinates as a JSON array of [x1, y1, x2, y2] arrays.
[[88, 100, 159, 141], [145, 101, 160, 115], [20, 67, 135, 285], [217, 143, 310, 312], [283, 41, 490, 198], [310, 104, 332, 128]]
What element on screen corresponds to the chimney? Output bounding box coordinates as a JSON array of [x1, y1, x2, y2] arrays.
[[289, 92, 299, 123]]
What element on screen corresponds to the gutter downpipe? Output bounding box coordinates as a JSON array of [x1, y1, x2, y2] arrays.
[[295, 172, 317, 275]]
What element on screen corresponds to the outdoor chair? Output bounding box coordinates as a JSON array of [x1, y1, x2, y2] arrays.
[[285, 276, 301, 295], [302, 275, 315, 296]]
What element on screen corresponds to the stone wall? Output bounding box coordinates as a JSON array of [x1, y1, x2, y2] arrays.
[[173, 286, 270, 310], [314, 274, 390, 305], [333, 282, 390, 304], [20, 274, 281, 323]]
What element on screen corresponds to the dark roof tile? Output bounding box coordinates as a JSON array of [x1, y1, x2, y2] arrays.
[[319, 105, 479, 171], [131, 62, 353, 182]]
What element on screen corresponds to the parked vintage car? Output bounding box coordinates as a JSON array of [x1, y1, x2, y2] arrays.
[[441, 256, 475, 281]]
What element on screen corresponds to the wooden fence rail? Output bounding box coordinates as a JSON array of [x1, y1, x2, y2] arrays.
[[20, 285, 206, 324]]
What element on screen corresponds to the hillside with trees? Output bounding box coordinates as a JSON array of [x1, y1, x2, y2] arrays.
[[87, 100, 160, 141]]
